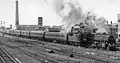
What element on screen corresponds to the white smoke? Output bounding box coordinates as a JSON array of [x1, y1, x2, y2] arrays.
[[58, 0, 84, 32], [53, 0, 107, 33], [53, 0, 64, 14]]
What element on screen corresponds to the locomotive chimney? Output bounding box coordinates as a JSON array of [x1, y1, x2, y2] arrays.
[[15, 0, 19, 30], [107, 21, 108, 24]]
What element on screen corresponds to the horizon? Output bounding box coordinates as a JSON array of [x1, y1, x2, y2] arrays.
[[0, 0, 120, 27]]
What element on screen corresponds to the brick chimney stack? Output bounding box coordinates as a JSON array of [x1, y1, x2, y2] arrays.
[[15, 0, 19, 30]]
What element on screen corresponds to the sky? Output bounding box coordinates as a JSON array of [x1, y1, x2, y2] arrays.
[[0, 0, 120, 27]]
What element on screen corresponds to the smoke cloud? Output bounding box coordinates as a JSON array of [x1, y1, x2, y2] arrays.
[[54, 0, 64, 14], [58, 0, 84, 32], [53, 0, 107, 33]]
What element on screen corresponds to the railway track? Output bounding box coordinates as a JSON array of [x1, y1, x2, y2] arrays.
[[32, 43, 120, 63], [0, 45, 18, 63], [7, 37, 119, 63], [0, 35, 104, 63], [2, 42, 99, 63], [1, 34, 120, 63], [3, 44, 60, 63], [3, 43, 85, 63], [48, 43, 120, 60]]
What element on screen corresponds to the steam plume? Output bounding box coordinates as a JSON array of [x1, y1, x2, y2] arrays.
[[53, 0, 107, 33], [54, 0, 64, 14], [59, 0, 84, 32]]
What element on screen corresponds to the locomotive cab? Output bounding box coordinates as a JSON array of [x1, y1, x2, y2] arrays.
[[67, 26, 82, 46], [108, 35, 116, 50], [108, 35, 116, 44], [80, 32, 93, 48]]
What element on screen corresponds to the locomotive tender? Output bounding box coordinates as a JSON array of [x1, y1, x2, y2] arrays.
[[0, 27, 117, 50]]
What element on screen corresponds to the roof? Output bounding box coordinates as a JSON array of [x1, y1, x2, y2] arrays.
[[19, 25, 39, 27], [47, 28, 61, 32], [96, 28, 108, 34]]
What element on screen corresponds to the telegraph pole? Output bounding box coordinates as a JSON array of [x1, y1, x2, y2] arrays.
[[3, 22, 5, 28], [10, 25, 12, 29], [1, 21, 2, 27], [111, 21, 112, 35]]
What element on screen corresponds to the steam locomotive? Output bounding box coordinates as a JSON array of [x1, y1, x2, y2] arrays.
[[0, 26, 117, 50], [69, 25, 117, 50]]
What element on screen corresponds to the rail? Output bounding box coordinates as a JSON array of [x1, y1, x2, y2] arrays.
[[0, 45, 19, 63]]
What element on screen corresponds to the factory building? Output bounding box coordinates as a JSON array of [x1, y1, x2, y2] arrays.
[[18, 17, 43, 30], [17, 25, 39, 31], [95, 23, 117, 38]]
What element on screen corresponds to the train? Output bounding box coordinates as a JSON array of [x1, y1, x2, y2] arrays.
[[0, 26, 117, 51]]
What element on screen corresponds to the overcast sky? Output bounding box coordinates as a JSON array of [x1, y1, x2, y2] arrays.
[[0, 0, 120, 27]]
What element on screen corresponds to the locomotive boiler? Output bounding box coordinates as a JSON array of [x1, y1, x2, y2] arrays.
[[81, 33, 116, 50]]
